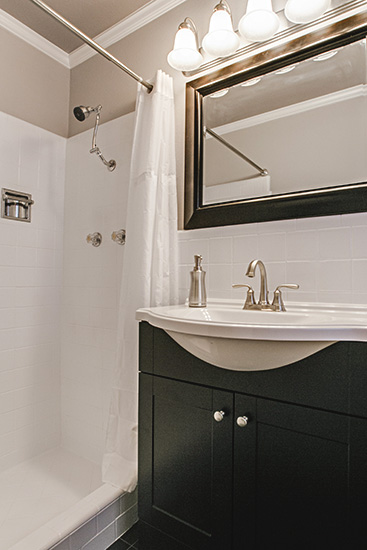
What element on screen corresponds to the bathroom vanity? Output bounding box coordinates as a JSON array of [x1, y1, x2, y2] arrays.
[[138, 321, 367, 550]]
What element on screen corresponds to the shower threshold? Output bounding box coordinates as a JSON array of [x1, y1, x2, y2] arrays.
[[0, 448, 137, 550]]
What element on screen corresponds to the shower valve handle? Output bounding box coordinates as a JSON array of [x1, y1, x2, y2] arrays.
[[86, 232, 102, 247]]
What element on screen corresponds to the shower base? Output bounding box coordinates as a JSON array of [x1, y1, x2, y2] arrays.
[[0, 448, 137, 550]]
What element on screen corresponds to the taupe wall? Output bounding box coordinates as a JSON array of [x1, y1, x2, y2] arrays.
[[67, 0, 291, 226], [69, 0, 224, 136], [69, 0, 219, 227], [68, 0, 291, 138], [0, 26, 70, 137]]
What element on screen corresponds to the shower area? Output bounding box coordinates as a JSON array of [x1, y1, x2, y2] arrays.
[[0, 104, 137, 550], [0, 0, 180, 547]]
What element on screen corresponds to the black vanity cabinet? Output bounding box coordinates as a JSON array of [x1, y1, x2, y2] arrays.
[[139, 374, 233, 549], [138, 322, 367, 550]]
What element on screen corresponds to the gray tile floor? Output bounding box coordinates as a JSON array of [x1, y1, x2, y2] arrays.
[[109, 521, 194, 550]]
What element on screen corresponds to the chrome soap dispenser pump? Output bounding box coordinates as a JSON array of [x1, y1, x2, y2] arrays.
[[189, 255, 207, 307]]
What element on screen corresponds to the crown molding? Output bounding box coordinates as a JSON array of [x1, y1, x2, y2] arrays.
[[0, 8, 70, 68], [69, 0, 188, 68], [0, 0, 187, 69]]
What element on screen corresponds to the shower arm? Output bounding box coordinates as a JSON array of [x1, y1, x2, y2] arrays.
[[29, 0, 153, 93], [89, 108, 116, 171], [91, 107, 101, 151]]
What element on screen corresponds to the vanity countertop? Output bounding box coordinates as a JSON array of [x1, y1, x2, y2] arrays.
[[136, 300, 367, 342]]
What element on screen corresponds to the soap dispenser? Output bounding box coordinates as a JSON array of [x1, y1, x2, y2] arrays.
[[189, 255, 207, 307]]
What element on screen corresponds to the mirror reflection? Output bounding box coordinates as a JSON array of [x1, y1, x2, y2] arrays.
[[202, 39, 367, 205]]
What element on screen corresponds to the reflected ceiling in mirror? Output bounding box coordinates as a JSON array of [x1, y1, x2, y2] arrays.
[[202, 39, 367, 205], [184, 14, 367, 229]]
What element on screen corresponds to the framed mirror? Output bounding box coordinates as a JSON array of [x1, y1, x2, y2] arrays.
[[184, 13, 367, 229]]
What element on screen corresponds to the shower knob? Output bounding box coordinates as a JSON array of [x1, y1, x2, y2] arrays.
[[111, 229, 126, 245], [236, 416, 249, 428], [86, 232, 102, 247], [214, 410, 226, 422]]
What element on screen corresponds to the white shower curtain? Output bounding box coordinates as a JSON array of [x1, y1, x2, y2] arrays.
[[102, 70, 179, 491]]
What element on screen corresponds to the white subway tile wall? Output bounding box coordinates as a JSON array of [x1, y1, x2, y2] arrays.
[[61, 113, 134, 465], [0, 111, 66, 473], [178, 213, 367, 306]]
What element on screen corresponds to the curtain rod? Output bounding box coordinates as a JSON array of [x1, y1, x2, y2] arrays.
[[204, 127, 268, 177], [29, 0, 154, 93]]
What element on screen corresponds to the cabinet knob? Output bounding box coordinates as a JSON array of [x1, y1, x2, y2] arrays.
[[236, 416, 249, 428], [213, 410, 226, 422]]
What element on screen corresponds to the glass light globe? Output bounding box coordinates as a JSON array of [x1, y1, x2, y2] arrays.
[[239, 0, 280, 42], [241, 77, 262, 86], [313, 50, 338, 62], [167, 27, 203, 71], [275, 64, 296, 74], [209, 88, 229, 98], [285, 0, 331, 24], [202, 9, 240, 57]]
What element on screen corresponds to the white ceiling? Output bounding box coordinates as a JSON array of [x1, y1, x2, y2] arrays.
[[0, 0, 154, 53]]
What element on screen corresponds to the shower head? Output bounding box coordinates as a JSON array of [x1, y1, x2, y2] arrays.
[[73, 105, 101, 122], [72, 103, 116, 171]]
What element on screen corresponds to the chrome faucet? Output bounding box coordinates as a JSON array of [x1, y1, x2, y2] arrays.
[[233, 259, 299, 311], [246, 259, 270, 308]]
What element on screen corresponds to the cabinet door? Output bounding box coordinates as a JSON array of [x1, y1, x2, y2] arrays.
[[233, 395, 356, 550], [139, 374, 233, 550]]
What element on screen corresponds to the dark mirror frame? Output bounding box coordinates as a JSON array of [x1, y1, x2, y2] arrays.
[[184, 13, 367, 230]]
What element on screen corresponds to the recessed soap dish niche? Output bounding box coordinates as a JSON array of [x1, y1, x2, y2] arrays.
[[1, 188, 34, 222]]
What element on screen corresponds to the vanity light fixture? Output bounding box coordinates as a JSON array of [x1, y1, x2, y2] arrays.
[[167, 17, 203, 71], [202, 0, 240, 57], [167, 0, 337, 73], [285, 0, 331, 24], [238, 0, 280, 42]]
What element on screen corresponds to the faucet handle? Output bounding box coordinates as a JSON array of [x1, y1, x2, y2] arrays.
[[232, 284, 256, 309], [272, 284, 299, 312]]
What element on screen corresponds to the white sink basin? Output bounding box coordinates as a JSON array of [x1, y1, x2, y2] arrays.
[[136, 301, 367, 371]]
